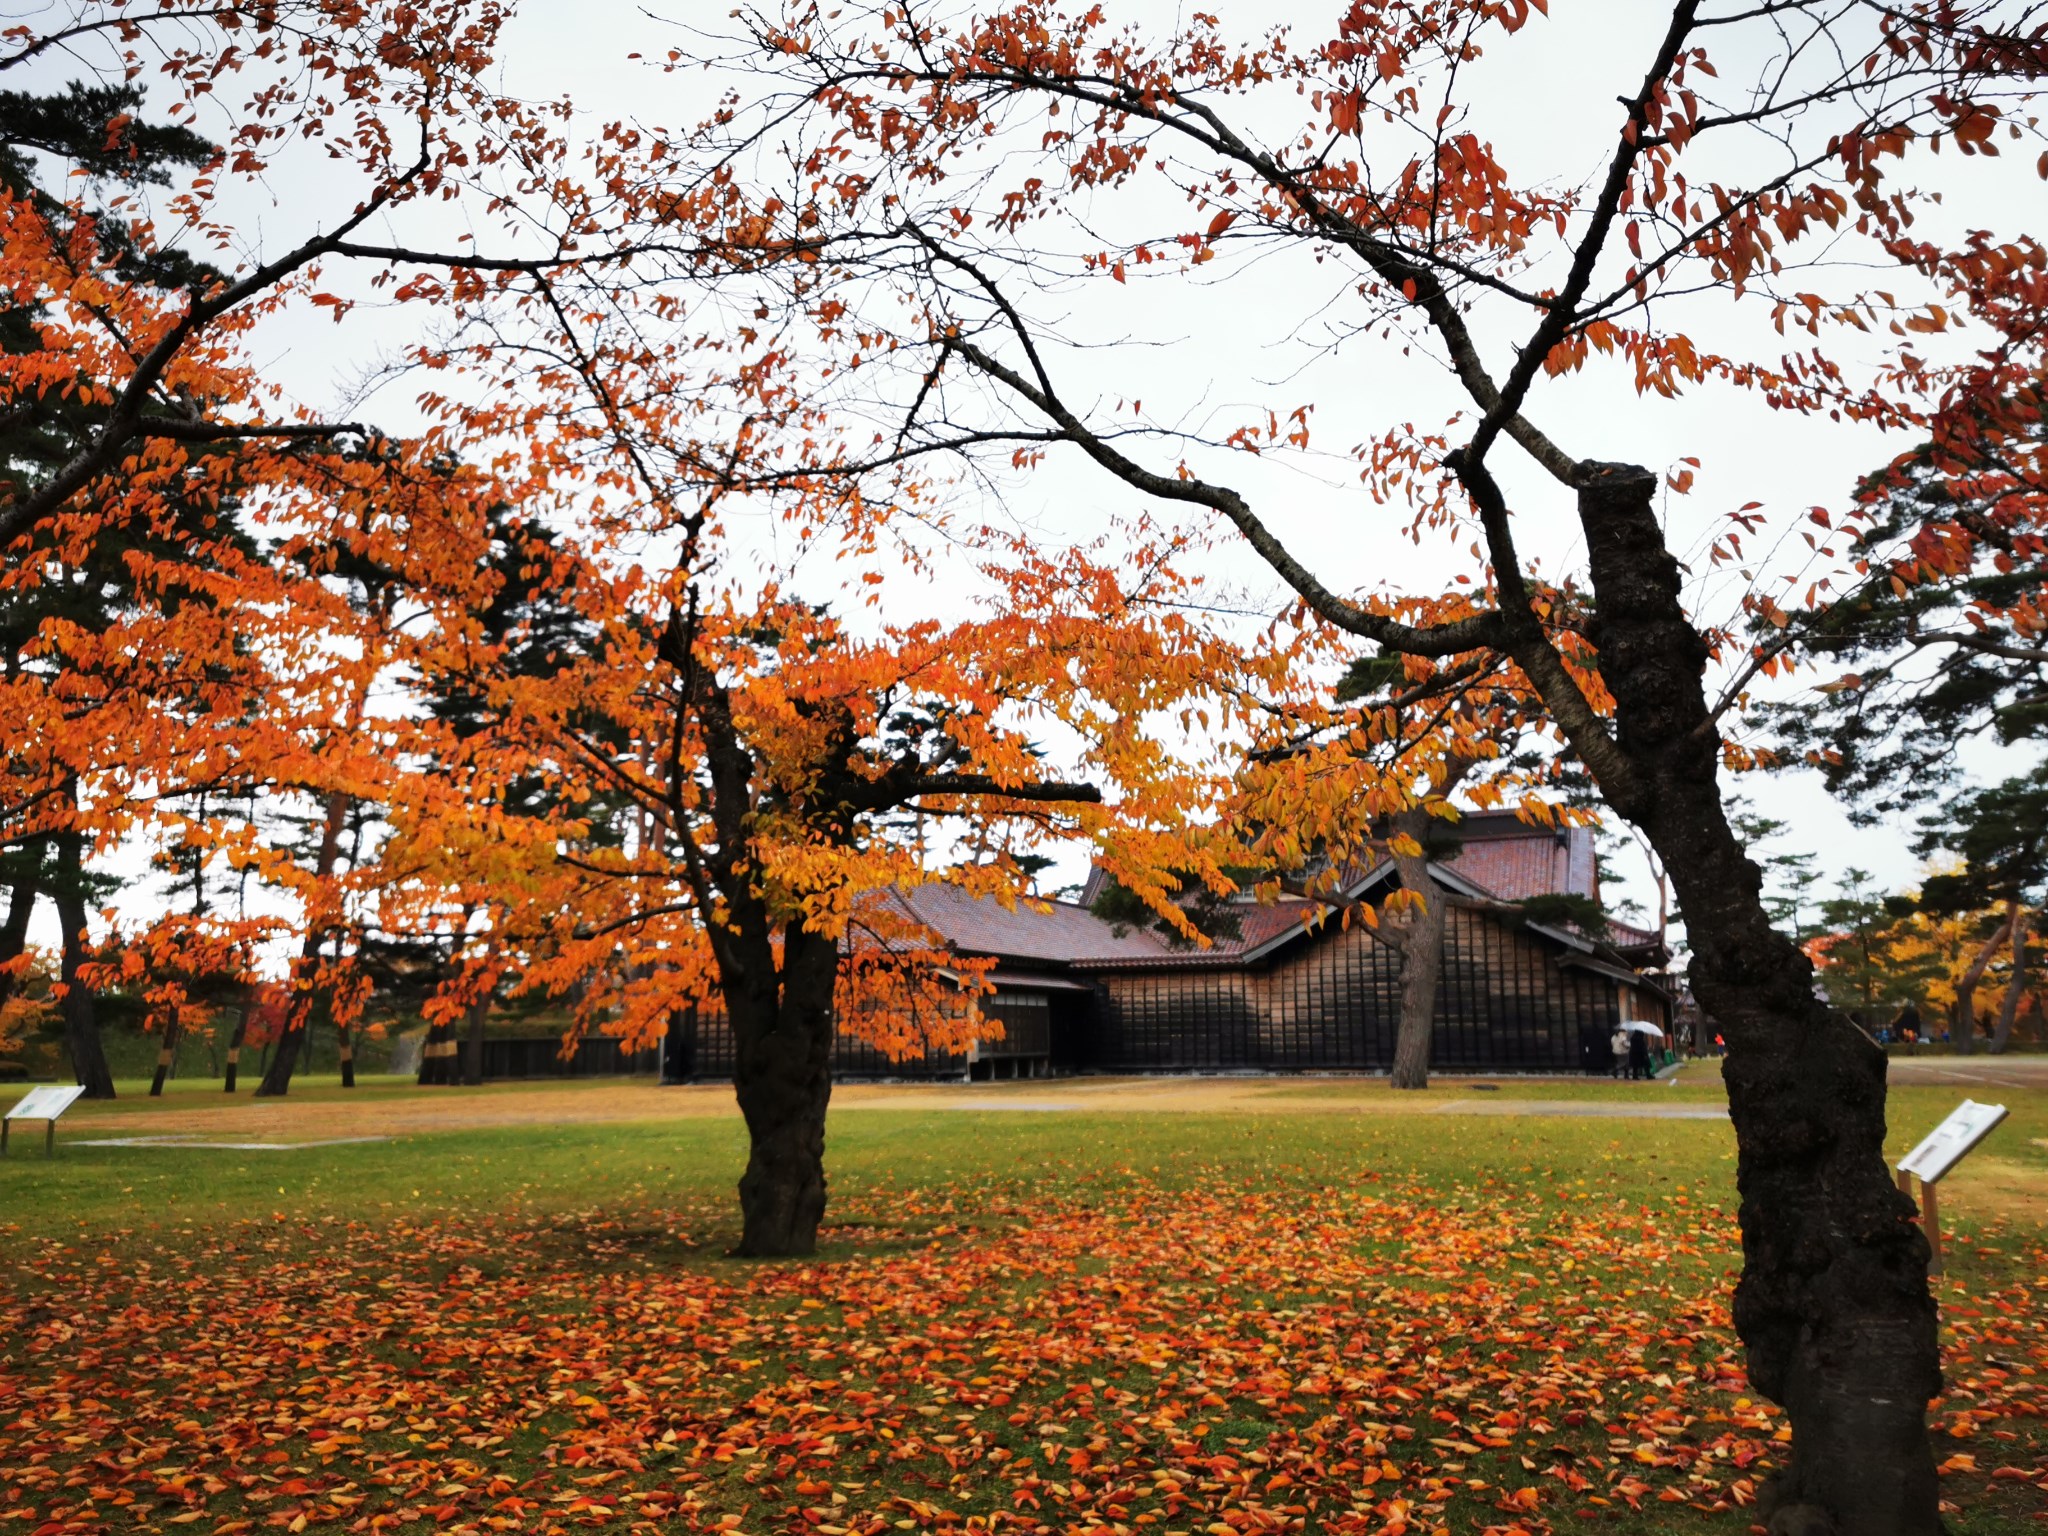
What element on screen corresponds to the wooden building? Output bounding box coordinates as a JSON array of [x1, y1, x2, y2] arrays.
[[661, 812, 1671, 1081]]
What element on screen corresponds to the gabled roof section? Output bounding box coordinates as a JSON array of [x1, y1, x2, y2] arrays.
[[886, 882, 1179, 965], [894, 813, 1647, 976]]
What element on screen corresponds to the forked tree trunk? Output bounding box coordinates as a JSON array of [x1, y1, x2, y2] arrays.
[[1386, 833, 1446, 1091], [729, 924, 838, 1258], [53, 829, 113, 1100], [1953, 906, 2015, 1057], [1569, 464, 1937, 1534], [1991, 909, 2030, 1055]]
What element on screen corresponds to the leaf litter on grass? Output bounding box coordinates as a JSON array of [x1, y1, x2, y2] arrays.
[[2, 1179, 2044, 1536]]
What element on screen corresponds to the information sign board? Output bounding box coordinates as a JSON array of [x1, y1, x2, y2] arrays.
[[1897, 1098, 2008, 1184], [5, 1085, 86, 1123], [2, 1084, 87, 1156]]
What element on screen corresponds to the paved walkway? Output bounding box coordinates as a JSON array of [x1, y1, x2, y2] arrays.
[[1887, 1056, 2048, 1089]]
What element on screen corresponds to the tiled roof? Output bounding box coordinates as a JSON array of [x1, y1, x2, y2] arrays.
[[887, 883, 1177, 964], [893, 816, 1613, 972], [1604, 918, 1665, 952], [1439, 819, 1598, 902], [882, 882, 1338, 970]]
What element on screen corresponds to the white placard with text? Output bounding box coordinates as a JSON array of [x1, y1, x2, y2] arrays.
[[1898, 1098, 2008, 1184], [3, 1085, 86, 1122]]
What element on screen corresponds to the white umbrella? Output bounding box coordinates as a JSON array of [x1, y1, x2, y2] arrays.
[[1621, 1020, 1665, 1036]]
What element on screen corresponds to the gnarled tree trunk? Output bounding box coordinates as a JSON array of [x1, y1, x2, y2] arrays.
[[1566, 463, 1937, 1534], [730, 923, 837, 1258]]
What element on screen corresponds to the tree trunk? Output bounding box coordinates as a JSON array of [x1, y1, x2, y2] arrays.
[[255, 968, 313, 1098], [1386, 830, 1446, 1091], [0, 837, 42, 1014], [1991, 908, 2030, 1055], [1381, 758, 1474, 1091], [663, 1004, 700, 1083], [223, 993, 251, 1092], [1565, 464, 1937, 1534], [149, 1011, 183, 1097], [53, 829, 113, 1099], [1952, 906, 2015, 1056], [255, 792, 348, 1099], [417, 1018, 457, 1084], [730, 923, 837, 1257], [462, 993, 488, 1085]]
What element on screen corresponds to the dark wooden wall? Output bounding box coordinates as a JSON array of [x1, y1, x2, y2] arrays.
[[660, 1004, 970, 1082], [478, 1036, 661, 1079], [649, 908, 1648, 1081], [1092, 908, 1626, 1073]]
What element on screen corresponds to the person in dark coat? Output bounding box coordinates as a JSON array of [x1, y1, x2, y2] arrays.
[[1627, 1027, 1652, 1081]]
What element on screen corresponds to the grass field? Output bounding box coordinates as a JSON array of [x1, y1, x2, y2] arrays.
[[3, 1072, 2045, 1534]]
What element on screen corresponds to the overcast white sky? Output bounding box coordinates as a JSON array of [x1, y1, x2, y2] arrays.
[[25, 0, 2044, 955]]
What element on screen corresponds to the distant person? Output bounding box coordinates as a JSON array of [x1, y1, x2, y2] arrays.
[[1610, 1024, 1628, 1079], [1712, 1032, 1725, 1057], [1628, 1027, 1652, 1081]]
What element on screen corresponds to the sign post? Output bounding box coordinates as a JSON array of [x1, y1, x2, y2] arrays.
[[2, 1085, 88, 1157], [1896, 1098, 2009, 1275]]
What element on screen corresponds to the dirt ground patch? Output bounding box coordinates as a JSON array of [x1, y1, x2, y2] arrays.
[[37, 1072, 1740, 1143], [43, 1074, 1506, 1141]]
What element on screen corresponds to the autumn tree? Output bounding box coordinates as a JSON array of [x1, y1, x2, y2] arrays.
[[1324, 636, 1584, 1089], [640, 0, 2048, 1524], [467, 546, 1245, 1256], [1776, 410, 2045, 1052]]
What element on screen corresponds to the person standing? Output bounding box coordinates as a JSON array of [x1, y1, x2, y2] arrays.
[[1627, 1026, 1652, 1082], [1609, 1023, 1628, 1079]]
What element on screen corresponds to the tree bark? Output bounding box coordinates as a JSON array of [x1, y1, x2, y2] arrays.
[[1386, 824, 1446, 1091], [0, 838, 42, 1014], [730, 922, 837, 1258], [1562, 464, 1938, 1534], [223, 992, 251, 1092], [1952, 906, 2015, 1056], [417, 1018, 457, 1084], [255, 792, 348, 1098], [148, 1011, 183, 1097], [1991, 908, 2030, 1055], [1381, 756, 1475, 1091], [53, 828, 113, 1099], [462, 993, 488, 1085], [255, 965, 314, 1097]]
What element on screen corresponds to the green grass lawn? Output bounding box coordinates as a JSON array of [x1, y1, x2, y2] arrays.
[[2, 1078, 2044, 1534]]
